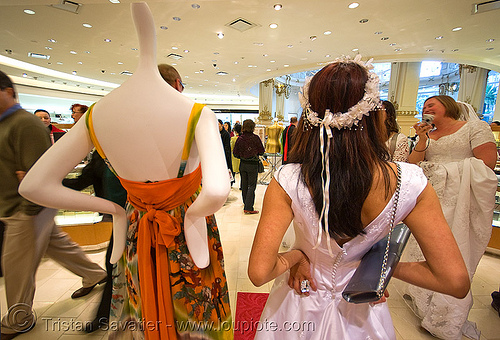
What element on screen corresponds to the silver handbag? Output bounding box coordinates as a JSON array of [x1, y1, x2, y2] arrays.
[[342, 164, 410, 304]]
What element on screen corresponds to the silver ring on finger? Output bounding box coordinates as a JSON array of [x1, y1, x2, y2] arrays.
[[300, 279, 310, 294]]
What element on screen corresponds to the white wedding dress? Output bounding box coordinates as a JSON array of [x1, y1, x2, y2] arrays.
[[254, 162, 428, 340], [404, 119, 497, 340]]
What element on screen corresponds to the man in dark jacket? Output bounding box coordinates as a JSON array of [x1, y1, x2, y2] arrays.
[[281, 116, 297, 164]]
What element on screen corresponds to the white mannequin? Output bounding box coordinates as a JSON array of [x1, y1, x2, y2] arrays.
[[19, 2, 229, 268]]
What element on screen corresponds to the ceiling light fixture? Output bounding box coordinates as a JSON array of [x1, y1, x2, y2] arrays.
[[395, 48, 402, 52], [191, 4, 200, 9], [452, 27, 462, 32], [486, 47, 495, 50], [307, 50, 312, 53], [269, 23, 278, 29], [254, 42, 264, 46], [28, 52, 50, 60], [325, 54, 331, 58], [78, 61, 83, 64], [267, 69, 272, 72], [172, 46, 179, 50], [287, 44, 293, 48], [352, 48, 359, 52], [131, 48, 138, 51], [160, 26, 168, 30], [72, 71, 77, 75], [324, 31, 332, 35], [348, 2, 359, 9], [184, 49, 189, 53], [83, 23, 92, 28], [48, 39, 56, 43], [104, 38, 111, 42], [435, 36, 443, 39], [284, 64, 290, 67], [109, 0, 120, 3], [381, 37, 389, 40], [217, 32, 224, 39], [22, 73, 27, 77], [359, 18, 368, 23], [45, 46, 52, 50], [452, 49, 459, 52], [217, 71, 228, 75], [173, 17, 181, 21], [374, 31, 383, 35], [274, 4, 282, 10], [70, 51, 77, 54], [389, 43, 396, 46], [270, 60, 276, 63], [24, 9, 35, 15], [486, 38, 495, 42], [310, 35, 317, 41], [234, 61, 239, 64], [118, 62, 123, 64]]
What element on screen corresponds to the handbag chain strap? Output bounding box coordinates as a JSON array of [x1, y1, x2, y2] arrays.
[[376, 163, 402, 297]]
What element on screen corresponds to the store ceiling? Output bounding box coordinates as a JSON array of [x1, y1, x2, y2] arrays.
[[0, 0, 499, 98]]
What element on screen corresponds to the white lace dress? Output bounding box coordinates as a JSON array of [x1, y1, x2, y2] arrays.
[[254, 162, 428, 340], [404, 120, 497, 340]]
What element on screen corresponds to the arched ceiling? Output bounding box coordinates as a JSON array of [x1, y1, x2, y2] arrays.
[[0, 0, 498, 98]]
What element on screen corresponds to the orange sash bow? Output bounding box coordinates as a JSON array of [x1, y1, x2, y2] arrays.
[[119, 165, 202, 340]]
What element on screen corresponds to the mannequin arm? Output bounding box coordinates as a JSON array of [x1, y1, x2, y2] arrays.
[[19, 120, 128, 263], [184, 107, 230, 268]]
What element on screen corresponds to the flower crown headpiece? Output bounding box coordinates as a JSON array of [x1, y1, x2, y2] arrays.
[[299, 54, 382, 134], [299, 55, 383, 257]]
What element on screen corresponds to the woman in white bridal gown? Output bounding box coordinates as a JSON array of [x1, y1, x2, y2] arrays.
[[247, 56, 470, 340], [407, 96, 497, 340]]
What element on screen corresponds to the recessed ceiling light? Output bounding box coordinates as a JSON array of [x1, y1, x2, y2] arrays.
[[109, 0, 120, 3], [24, 9, 35, 15], [395, 48, 402, 52], [486, 38, 495, 43], [83, 23, 92, 28], [359, 19, 368, 23], [70, 51, 77, 54], [118, 62, 123, 65], [324, 31, 332, 35], [213, 52, 219, 55], [78, 61, 83, 64], [172, 63, 177, 66], [426, 49, 433, 52], [486, 47, 495, 50], [48, 39, 56, 43], [389, 43, 396, 46], [269, 23, 278, 29], [310, 36, 317, 41], [199, 70, 204, 73], [85, 51, 91, 54], [325, 54, 331, 58], [234, 61, 239, 64], [185, 76, 189, 79], [254, 42, 264, 46], [131, 48, 138, 51], [274, 4, 282, 10], [232, 78, 236, 82], [452, 27, 462, 32], [191, 4, 200, 9], [184, 49, 189, 53], [22, 73, 27, 77], [57, 62, 63, 65], [160, 26, 168, 30], [270, 60, 276, 63], [435, 36, 443, 40], [28, 52, 50, 60], [217, 32, 224, 39], [352, 48, 359, 52], [284, 64, 290, 67], [263, 54, 268, 57], [217, 71, 228, 75], [287, 44, 293, 48], [267, 69, 272, 72], [374, 31, 383, 35], [72, 71, 77, 75], [452, 49, 459, 52], [104, 38, 111, 42], [172, 46, 179, 50], [307, 50, 312, 53], [173, 17, 181, 21], [348, 2, 359, 9], [45, 46, 52, 50], [381, 37, 389, 41]]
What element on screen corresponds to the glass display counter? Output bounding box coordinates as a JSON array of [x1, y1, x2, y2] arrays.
[[57, 161, 111, 250]]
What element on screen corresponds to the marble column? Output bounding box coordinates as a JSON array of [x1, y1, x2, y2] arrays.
[[457, 64, 489, 114], [258, 79, 274, 126], [388, 62, 421, 136]]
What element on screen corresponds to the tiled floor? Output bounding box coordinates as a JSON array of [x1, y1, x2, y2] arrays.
[[1, 173, 500, 339]]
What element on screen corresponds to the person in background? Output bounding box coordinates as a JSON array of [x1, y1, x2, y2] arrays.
[[407, 96, 497, 339], [231, 122, 242, 177], [219, 119, 234, 184], [0, 71, 106, 340], [247, 56, 469, 340], [224, 121, 233, 137], [158, 63, 184, 92], [71, 104, 89, 123], [383, 100, 409, 162], [34, 109, 65, 144], [281, 116, 297, 164], [233, 119, 265, 214]]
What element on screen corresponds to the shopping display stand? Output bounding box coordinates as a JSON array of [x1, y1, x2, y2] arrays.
[[258, 153, 282, 185]]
